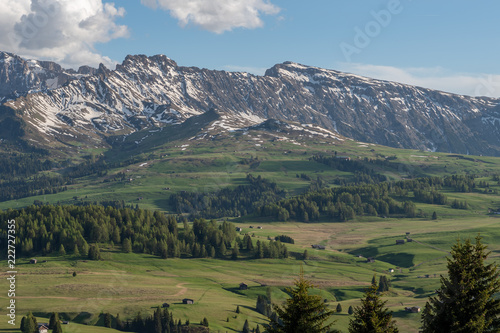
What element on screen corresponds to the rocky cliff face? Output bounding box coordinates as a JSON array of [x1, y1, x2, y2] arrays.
[[0, 51, 91, 101], [1, 52, 500, 155]]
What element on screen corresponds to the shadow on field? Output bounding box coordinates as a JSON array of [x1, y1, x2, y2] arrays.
[[349, 246, 379, 258], [392, 309, 419, 319], [376, 253, 415, 268], [223, 287, 246, 296]]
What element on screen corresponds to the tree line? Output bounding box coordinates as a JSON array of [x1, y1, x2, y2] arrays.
[[0, 204, 288, 261], [257, 175, 478, 222], [169, 174, 286, 219]]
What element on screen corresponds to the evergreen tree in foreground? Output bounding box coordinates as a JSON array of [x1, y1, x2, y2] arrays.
[[348, 280, 398, 333], [421, 236, 500, 332], [265, 267, 335, 333], [52, 320, 63, 333]]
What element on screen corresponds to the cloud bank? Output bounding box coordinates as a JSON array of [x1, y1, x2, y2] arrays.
[[0, 0, 129, 69], [338, 63, 500, 98], [141, 0, 280, 34]]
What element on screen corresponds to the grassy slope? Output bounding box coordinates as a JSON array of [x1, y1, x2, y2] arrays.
[[2, 215, 500, 332], [2, 132, 500, 332]]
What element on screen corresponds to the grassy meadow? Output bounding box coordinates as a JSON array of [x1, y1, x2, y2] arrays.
[[3, 130, 500, 332]]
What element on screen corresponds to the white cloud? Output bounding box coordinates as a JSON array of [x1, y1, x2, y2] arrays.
[[223, 65, 268, 75], [142, 0, 280, 34], [337, 63, 500, 98], [0, 0, 129, 69]]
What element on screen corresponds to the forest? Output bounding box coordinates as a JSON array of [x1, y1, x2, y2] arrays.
[[0, 204, 288, 260], [169, 174, 286, 219]]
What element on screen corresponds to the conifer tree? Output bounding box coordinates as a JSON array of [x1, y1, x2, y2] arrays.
[[52, 320, 63, 333], [378, 276, 390, 293], [243, 319, 250, 333], [421, 236, 500, 332], [265, 267, 335, 332], [104, 313, 112, 328], [348, 305, 354, 315], [49, 312, 58, 329], [348, 281, 398, 333], [337, 303, 343, 313]]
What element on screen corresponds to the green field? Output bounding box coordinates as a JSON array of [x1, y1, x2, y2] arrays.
[[3, 128, 500, 332], [2, 215, 500, 332]]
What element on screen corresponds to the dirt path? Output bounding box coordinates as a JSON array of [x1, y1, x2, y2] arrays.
[[168, 283, 188, 297]]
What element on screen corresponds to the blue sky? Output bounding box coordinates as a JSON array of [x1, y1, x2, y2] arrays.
[[2, 0, 500, 97]]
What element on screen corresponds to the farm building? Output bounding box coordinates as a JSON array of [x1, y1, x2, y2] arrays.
[[388, 268, 395, 273], [257, 226, 263, 229], [236, 227, 243, 232], [30, 258, 37, 264], [311, 244, 326, 250], [366, 257, 375, 263], [38, 325, 49, 333], [405, 306, 421, 313], [396, 239, 405, 245], [239, 283, 248, 290], [162, 303, 170, 308], [182, 298, 194, 304]]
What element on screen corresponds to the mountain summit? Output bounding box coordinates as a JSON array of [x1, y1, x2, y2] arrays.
[[1, 52, 500, 155]]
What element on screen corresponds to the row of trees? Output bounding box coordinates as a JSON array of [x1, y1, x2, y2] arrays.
[[265, 236, 500, 333], [169, 174, 286, 219], [0, 204, 288, 260]]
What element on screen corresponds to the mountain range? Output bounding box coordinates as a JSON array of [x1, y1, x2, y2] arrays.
[[1, 50, 500, 156]]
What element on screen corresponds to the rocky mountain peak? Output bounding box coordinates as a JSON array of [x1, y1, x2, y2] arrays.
[[2, 51, 500, 156]]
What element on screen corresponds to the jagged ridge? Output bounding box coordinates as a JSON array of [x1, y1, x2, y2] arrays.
[[1, 51, 500, 156]]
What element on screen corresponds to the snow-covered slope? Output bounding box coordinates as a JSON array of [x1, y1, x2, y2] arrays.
[[2, 52, 500, 155]]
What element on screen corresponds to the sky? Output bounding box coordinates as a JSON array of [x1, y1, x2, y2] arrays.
[[1, 0, 500, 97]]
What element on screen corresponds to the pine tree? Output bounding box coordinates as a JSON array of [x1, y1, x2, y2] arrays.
[[337, 303, 343, 313], [348, 280, 398, 333], [104, 313, 112, 328], [88, 244, 101, 260], [73, 243, 80, 256], [421, 236, 500, 332], [58, 244, 66, 255], [303, 249, 309, 260], [243, 319, 250, 333], [231, 244, 239, 260], [265, 267, 335, 332], [378, 276, 390, 293], [52, 320, 63, 333], [116, 313, 124, 330], [49, 312, 58, 329], [122, 238, 132, 253], [255, 324, 261, 333], [202, 317, 209, 327], [236, 305, 240, 314], [348, 305, 354, 315], [20, 316, 26, 333], [431, 211, 437, 220]]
